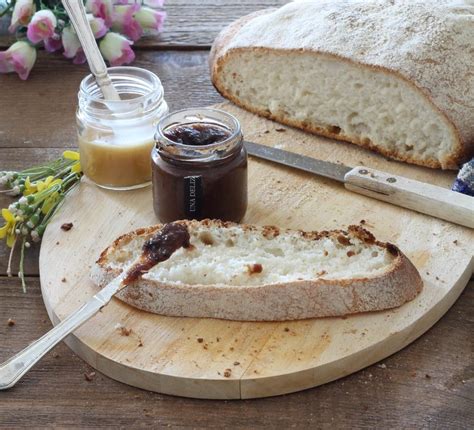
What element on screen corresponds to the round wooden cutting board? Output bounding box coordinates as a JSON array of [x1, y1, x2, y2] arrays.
[[39, 103, 473, 399]]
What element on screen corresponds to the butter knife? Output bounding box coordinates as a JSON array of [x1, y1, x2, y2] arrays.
[[244, 141, 474, 229]]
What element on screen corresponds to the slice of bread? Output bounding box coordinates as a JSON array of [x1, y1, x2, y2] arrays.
[[91, 220, 423, 321], [210, 1, 474, 169]]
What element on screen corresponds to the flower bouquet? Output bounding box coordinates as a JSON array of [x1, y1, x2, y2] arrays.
[[0, 151, 82, 290], [0, 0, 166, 79]]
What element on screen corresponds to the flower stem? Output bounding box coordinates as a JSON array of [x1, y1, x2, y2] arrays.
[[19, 236, 26, 293], [7, 236, 17, 277]]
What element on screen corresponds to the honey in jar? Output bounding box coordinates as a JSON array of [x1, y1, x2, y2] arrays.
[[76, 67, 168, 190]]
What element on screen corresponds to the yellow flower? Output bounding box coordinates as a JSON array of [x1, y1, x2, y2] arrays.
[[41, 192, 59, 214], [48, 178, 62, 188], [36, 176, 62, 192], [63, 150, 80, 161], [36, 176, 52, 192], [0, 208, 17, 247], [71, 162, 82, 174], [63, 151, 82, 174], [24, 176, 38, 196]]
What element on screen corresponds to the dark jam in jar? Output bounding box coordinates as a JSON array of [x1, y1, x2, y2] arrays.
[[152, 109, 247, 223], [163, 123, 231, 146]]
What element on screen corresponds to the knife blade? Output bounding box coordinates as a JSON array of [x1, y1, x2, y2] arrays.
[[245, 141, 351, 183], [244, 141, 474, 229]]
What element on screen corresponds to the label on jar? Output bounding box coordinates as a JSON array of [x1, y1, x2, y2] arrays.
[[184, 176, 203, 218]]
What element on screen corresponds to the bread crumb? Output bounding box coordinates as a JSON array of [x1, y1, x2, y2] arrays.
[[347, 250, 355, 257], [223, 369, 232, 377], [247, 263, 263, 275], [197, 337, 204, 343], [316, 270, 327, 276], [7, 318, 15, 327], [61, 222, 73, 231], [84, 371, 96, 381], [377, 363, 386, 369], [337, 235, 351, 246], [121, 327, 132, 336], [323, 250, 329, 256]]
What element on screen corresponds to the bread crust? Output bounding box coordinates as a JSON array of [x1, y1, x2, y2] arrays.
[[91, 220, 423, 321], [209, 4, 474, 170]]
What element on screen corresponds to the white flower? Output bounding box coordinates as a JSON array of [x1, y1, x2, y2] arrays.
[[9, 0, 36, 33]]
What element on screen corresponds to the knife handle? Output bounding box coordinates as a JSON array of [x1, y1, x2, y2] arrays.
[[344, 166, 474, 229]]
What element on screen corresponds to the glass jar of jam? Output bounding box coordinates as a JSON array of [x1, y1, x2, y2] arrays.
[[77, 67, 168, 190], [152, 108, 247, 222]]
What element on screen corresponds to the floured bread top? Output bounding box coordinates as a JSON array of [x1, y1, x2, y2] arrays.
[[100, 222, 398, 286], [221, 0, 474, 145]]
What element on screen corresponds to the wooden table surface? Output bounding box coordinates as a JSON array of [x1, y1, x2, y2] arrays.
[[0, 2, 472, 428]]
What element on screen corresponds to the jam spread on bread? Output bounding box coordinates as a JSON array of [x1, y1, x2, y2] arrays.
[[123, 223, 190, 284]]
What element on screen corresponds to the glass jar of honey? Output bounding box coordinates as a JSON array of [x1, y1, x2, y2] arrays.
[[152, 108, 248, 222], [77, 67, 168, 190]]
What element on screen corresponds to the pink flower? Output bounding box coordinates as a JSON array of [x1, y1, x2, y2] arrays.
[[86, 0, 114, 27], [72, 50, 87, 65], [0, 41, 37, 80], [134, 7, 166, 33], [8, 0, 36, 33], [26, 10, 57, 44], [112, 4, 142, 41], [99, 32, 135, 66], [44, 35, 62, 53], [61, 25, 85, 64], [87, 14, 108, 39]]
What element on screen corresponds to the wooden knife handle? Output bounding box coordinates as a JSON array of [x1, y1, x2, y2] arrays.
[[344, 166, 474, 229]]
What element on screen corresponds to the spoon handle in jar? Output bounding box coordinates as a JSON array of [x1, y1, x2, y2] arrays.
[[62, 0, 121, 101]]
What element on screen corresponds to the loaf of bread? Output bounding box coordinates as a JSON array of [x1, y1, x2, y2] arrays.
[[91, 220, 423, 321], [210, 0, 474, 169]]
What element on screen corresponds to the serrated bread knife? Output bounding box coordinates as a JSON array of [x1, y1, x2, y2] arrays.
[[244, 141, 474, 229]]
